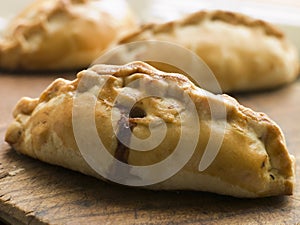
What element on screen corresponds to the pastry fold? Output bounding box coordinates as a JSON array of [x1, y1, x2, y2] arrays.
[[117, 10, 300, 92], [0, 0, 136, 71], [5, 61, 295, 197]]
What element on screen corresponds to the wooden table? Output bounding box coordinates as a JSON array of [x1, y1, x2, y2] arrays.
[[0, 73, 299, 225]]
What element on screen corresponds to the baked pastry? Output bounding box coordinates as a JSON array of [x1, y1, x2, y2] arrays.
[[117, 10, 300, 93], [5, 61, 295, 197], [0, 0, 136, 71]]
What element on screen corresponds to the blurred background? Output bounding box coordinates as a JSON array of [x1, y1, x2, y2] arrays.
[[1, 0, 300, 54]]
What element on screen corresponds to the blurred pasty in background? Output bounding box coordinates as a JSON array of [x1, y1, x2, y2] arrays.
[[0, 0, 137, 71], [118, 10, 299, 93]]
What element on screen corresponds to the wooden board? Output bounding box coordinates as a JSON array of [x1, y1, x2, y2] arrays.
[[0, 73, 300, 225]]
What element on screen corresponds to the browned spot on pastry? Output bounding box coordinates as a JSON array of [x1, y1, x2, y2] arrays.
[[261, 156, 267, 168], [71, 0, 88, 4], [153, 22, 175, 34]]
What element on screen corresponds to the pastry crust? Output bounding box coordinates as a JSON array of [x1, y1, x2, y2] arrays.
[[0, 0, 137, 71], [5, 61, 295, 197], [117, 10, 300, 92]]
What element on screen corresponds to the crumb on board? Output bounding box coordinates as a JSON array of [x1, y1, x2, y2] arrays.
[[8, 168, 25, 176], [0, 168, 25, 179]]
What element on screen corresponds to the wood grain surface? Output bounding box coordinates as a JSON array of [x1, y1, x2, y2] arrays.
[[0, 73, 299, 225]]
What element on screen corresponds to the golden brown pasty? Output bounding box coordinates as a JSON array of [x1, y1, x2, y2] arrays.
[[5, 61, 295, 197], [117, 10, 300, 92], [0, 0, 136, 71]]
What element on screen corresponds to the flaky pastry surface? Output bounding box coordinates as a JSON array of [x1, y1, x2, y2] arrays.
[[5, 61, 295, 197]]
